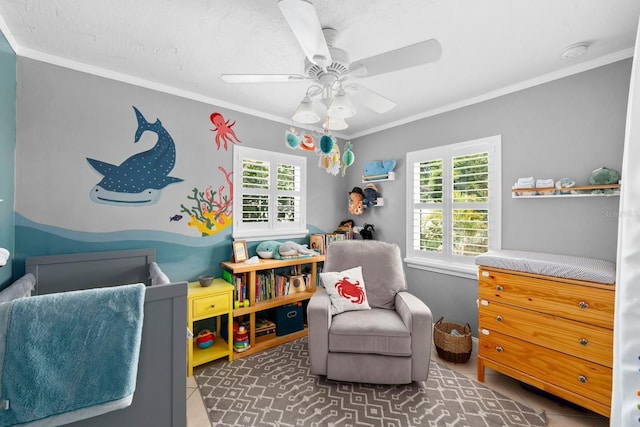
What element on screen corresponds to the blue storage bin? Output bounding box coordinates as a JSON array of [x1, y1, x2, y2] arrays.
[[275, 304, 304, 336]]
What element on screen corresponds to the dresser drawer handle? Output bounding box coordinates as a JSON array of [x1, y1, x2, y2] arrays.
[[496, 346, 503, 353], [578, 301, 589, 309], [210, 304, 216, 309], [578, 375, 588, 384], [579, 338, 589, 346], [496, 315, 503, 322], [496, 285, 503, 291]]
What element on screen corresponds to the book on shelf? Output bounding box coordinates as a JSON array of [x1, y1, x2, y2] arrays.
[[335, 224, 353, 239]]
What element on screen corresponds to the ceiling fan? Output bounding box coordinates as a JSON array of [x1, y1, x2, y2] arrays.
[[220, 0, 442, 129]]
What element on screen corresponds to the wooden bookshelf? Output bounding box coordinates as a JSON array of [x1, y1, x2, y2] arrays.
[[221, 255, 325, 359]]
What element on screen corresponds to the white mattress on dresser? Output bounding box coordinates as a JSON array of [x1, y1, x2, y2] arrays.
[[475, 249, 616, 285]]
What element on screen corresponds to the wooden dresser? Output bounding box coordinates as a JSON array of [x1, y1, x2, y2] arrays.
[[477, 266, 615, 417]]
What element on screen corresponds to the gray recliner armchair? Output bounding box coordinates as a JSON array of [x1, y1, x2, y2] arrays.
[[307, 240, 433, 384]]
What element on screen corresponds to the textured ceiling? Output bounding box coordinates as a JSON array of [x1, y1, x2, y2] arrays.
[[0, 0, 639, 137]]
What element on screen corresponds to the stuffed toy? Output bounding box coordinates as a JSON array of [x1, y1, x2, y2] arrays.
[[363, 160, 396, 177], [279, 241, 319, 257], [348, 187, 365, 216], [589, 167, 620, 185], [362, 183, 380, 209], [256, 240, 283, 259], [360, 223, 375, 240]]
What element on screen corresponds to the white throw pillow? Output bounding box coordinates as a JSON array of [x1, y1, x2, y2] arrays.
[[320, 266, 371, 315]]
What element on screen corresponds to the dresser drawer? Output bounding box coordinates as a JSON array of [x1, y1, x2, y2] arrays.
[[478, 268, 614, 328], [192, 294, 230, 318], [479, 330, 612, 406], [479, 300, 612, 367]]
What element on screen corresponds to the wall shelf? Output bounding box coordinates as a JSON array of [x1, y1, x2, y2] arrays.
[[512, 184, 620, 198], [362, 171, 395, 183]]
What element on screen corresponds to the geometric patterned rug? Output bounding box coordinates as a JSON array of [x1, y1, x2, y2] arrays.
[[195, 337, 547, 427]]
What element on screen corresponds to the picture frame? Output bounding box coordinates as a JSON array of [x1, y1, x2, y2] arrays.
[[232, 240, 248, 263], [309, 234, 326, 255]]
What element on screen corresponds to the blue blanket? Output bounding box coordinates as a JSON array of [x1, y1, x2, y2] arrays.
[[0, 283, 145, 427]]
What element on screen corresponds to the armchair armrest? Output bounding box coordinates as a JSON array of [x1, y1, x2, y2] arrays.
[[307, 288, 332, 376], [395, 291, 433, 382]]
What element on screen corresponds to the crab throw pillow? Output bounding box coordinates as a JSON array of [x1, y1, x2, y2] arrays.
[[321, 266, 371, 315]]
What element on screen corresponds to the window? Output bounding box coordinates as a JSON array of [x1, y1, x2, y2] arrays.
[[233, 146, 307, 241], [405, 135, 501, 278]]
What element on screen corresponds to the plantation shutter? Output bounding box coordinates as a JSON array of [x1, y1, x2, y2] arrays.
[[234, 146, 307, 240]]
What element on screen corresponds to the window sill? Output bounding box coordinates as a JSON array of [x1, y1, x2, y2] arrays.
[[232, 229, 309, 242], [404, 257, 478, 280]]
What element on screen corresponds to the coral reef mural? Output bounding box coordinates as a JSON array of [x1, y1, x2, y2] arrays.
[[210, 112, 241, 150], [180, 166, 233, 236], [87, 106, 183, 206]]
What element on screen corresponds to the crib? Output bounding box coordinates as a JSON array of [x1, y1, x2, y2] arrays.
[[16, 248, 188, 427]]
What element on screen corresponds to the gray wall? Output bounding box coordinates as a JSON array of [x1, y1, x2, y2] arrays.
[[11, 56, 631, 335], [349, 59, 630, 333], [0, 31, 15, 287], [14, 58, 346, 280]]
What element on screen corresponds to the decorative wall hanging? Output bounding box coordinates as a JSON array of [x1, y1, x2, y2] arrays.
[[210, 112, 241, 150], [319, 142, 340, 176], [86, 106, 183, 206], [341, 141, 354, 176], [320, 134, 335, 154], [285, 128, 302, 149]]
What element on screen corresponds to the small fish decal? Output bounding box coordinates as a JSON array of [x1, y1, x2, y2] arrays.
[[87, 106, 183, 206], [170, 214, 183, 222]]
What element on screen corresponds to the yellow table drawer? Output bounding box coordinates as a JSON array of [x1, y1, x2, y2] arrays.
[[192, 294, 230, 318], [479, 300, 612, 367], [479, 330, 612, 407], [479, 267, 614, 328]]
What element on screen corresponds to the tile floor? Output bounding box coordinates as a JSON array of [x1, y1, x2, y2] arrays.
[[186, 347, 610, 427]]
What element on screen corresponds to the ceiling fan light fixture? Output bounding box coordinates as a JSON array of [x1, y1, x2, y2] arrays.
[[292, 95, 321, 124], [323, 116, 348, 131], [327, 88, 356, 118]]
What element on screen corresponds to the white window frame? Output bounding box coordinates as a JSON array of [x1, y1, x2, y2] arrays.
[[233, 146, 308, 241], [405, 135, 502, 279]]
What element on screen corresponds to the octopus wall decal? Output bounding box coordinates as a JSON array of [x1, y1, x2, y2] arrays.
[[209, 112, 241, 150]]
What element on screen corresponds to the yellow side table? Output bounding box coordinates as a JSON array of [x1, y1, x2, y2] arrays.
[[187, 279, 233, 376]]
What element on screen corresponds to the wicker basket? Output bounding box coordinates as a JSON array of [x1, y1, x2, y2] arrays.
[[433, 317, 472, 363]]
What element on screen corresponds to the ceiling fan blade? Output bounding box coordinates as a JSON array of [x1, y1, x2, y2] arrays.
[[344, 83, 396, 114], [349, 39, 441, 78], [278, 0, 332, 67], [221, 74, 308, 83]]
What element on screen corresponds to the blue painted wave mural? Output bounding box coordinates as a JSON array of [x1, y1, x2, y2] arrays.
[[14, 214, 325, 283]]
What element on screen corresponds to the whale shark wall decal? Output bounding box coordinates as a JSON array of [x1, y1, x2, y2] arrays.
[[87, 106, 184, 206]]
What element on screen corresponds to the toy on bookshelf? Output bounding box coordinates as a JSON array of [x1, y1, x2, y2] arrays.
[[233, 275, 250, 308], [195, 329, 215, 349], [234, 300, 249, 309], [233, 324, 250, 352], [255, 318, 276, 342]]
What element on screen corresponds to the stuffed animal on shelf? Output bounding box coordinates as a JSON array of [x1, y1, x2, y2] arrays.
[[348, 187, 365, 216], [589, 167, 620, 185], [256, 240, 283, 259], [362, 183, 381, 210], [363, 160, 396, 177], [279, 241, 319, 257], [360, 223, 375, 240]]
